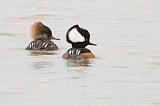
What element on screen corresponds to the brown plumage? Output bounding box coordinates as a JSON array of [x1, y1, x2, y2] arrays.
[[63, 52, 95, 60], [31, 22, 46, 40], [26, 22, 60, 51], [63, 48, 95, 60]]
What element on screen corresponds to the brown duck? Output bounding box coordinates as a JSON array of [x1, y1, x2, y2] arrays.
[[26, 22, 60, 51]]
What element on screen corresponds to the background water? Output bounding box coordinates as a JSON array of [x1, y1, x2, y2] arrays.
[[0, 0, 160, 106]]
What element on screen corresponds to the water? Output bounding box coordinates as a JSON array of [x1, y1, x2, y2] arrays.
[[0, 0, 160, 106]]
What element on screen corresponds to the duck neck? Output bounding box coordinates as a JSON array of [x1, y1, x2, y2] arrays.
[[72, 42, 88, 49]]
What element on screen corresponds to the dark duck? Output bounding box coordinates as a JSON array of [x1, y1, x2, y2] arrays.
[[63, 25, 97, 60], [26, 22, 60, 51]]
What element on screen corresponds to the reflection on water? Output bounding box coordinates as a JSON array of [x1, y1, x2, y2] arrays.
[[27, 51, 56, 70], [31, 61, 53, 70], [66, 59, 91, 67], [29, 51, 56, 56]]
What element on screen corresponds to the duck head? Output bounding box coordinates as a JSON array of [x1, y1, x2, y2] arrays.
[[31, 22, 60, 40], [66, 25, 97, 49]]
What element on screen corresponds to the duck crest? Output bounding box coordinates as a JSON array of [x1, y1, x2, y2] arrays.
[[64, 24, 96, 60], [26, 22, 60, 51], [66, 24, 97, 49]]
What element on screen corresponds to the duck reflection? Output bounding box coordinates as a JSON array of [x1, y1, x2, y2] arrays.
[[31, 61, 53, 70], [66, 59, 92, 67], [27, 51, 55, 70], [29, 50, 55, 56]]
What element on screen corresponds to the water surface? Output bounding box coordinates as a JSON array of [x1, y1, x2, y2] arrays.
[[0, 0, 160, 106]]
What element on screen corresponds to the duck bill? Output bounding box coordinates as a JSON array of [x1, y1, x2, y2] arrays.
[[50, 36, 60, 40], [89, 42, 97, 46]]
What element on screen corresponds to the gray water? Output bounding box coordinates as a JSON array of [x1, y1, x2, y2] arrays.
[[0, 0, 160, 106]]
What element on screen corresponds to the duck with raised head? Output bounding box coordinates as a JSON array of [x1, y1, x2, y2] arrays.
[[26, 22, 60, 51], [63, 25, 97, 60]]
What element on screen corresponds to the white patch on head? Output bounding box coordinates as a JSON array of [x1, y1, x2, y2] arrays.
[[68, 28, 85, 42]]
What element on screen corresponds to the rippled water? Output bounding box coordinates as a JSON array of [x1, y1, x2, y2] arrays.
[[0, 0, 160, 106]]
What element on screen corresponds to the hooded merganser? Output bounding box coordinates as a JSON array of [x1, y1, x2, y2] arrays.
[[26, 22, 60, 51], [63, 25, 97, 60]]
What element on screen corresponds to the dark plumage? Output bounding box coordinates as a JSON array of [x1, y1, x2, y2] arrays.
[[63, 25, 96, 60], [26, 38, 58, 51], [66, 25, 97, 48]]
